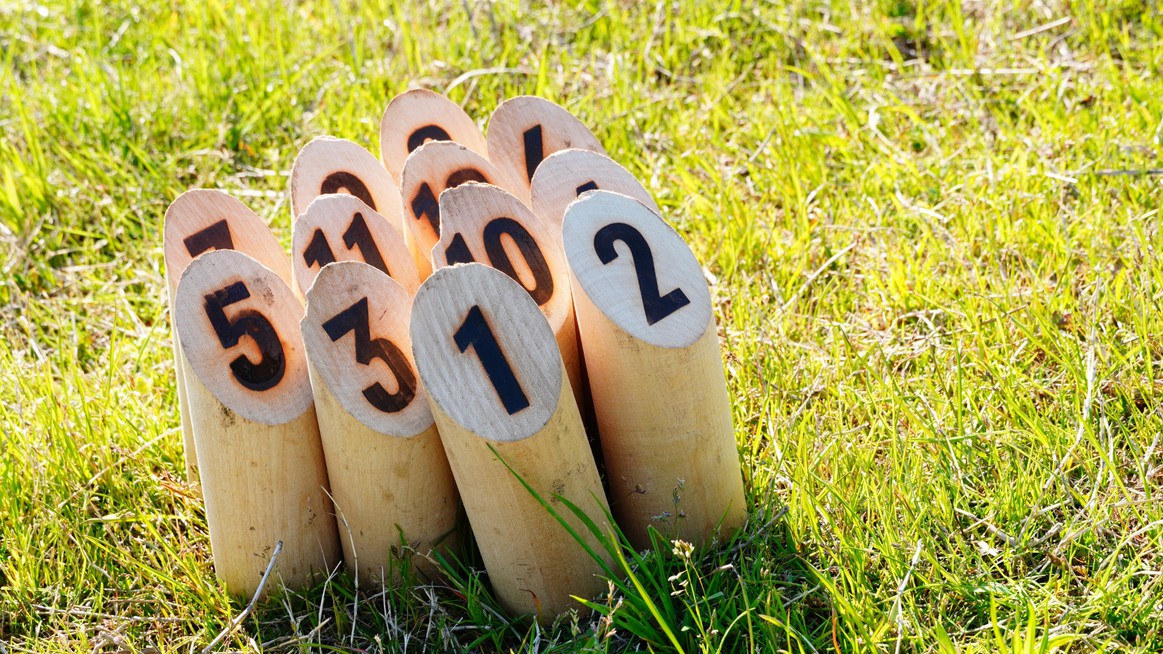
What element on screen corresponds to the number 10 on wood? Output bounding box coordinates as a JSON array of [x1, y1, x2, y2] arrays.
[[410, 264, 611, 622]]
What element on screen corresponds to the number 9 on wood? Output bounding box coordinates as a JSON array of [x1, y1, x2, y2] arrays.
[[410, 263, 611, 621], [562, 190, 747, 551]]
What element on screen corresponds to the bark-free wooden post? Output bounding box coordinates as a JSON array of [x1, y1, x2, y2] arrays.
[[562, 191, 746, 551], [433, 182, 583, 410], [530, 148, 660, 230], [163, 189, 294, 487], [410, 264, 611, 622], [486, 96, 606, 194], [291, 194, 420, 298], [290, 136, 403, 234], [174, 250, 340, 597], [399, 141, 528, 279], [379, 89, 489, 183], [301, 261, 459, 586]]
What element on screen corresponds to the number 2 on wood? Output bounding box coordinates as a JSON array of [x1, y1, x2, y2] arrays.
[[593, 222, 690, 326], [322, 298, 416, 413], [453, 305, 530, 415], [203, 281, 286, 391]]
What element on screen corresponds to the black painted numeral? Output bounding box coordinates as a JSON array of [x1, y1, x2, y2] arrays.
[[321, 172, 377, 211], [410, 183, 440, 234], [446, 167, 488, 187], [444, 232, 475, 265], [342, 213, 390, 276], [593, 222, 690, 325], [454, 305, 529, 415], [322, 297, 417, 413], [482, 218, 553, 306], [575, 180, 598, 196], [303, 229, 336, 269], [183, 219, 234, 257], [204, 281, 285, 391], [407, 124, 452, 152], [522, 125, 544, 182]]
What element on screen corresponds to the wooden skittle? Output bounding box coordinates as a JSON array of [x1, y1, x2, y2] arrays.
[[399, 141, 526, 279], [486, 96, 606, 194], [433, 182, 583, 411], [529, 148, 660, 230], [379, 89, 489, 183], [174, 249, 340, 598], [290, 136, 403, 233], [301, 261, 459, 586], [562, 191, 746, 551], [163, 189, 293, 487], [291, 194, 420, 298], [410, 264, 611, 622]]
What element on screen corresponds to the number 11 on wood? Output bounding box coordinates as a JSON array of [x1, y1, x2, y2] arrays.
[[410, 264, 611, 622], [562, 191, 747, 552]]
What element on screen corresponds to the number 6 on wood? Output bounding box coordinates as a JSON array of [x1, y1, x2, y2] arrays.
[[562, 190, 747, 551], [410, 264, 611, 622]]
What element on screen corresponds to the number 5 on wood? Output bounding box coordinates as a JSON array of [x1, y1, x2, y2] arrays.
[[562, 190, 747, 551], [410, 264, 611, 622]]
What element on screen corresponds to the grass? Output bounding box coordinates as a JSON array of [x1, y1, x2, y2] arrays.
[[2, 0, 1162, 650]]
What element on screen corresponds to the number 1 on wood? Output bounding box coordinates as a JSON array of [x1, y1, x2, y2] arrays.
[[453, 305, 530, 415]]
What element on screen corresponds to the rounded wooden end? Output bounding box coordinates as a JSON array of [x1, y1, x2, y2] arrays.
[[302, 261, 433, 437], [530, 148, 659, 229], [379, 89, 488, 183], [289, 136, 402, 224], [486, 96, 606, 190], [175, 249, 314, 425], [291, 194, 420, 297], [163, 189, 291, 293], [400, 141, 525, 276], [562, 190, 711, 349], [410, 263, 562, 443]]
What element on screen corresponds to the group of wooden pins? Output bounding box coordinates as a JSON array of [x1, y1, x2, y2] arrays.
[[163, 90, 747, 622]]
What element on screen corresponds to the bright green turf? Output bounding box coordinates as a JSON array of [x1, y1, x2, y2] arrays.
[[2, 0, 1162, 651]]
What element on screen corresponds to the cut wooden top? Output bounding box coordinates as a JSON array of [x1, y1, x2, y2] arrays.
[[434, 183, 571, 332], [486, 96, 606, 192], [163, 189, 291, 294], [291, 194, 420, 297], [400, 141, 527, 246], [380, 89, 489, 183], [562, 190, 711, 349], [530, 148, 659, 229], [175, 249, 314, 424], [410, 263, 561, 442], [289, 136, 402, 226], [302, 261, 433, 437]]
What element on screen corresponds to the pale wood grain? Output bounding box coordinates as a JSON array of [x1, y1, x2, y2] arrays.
[[291, 194, 420, 298], [486, 96, 606, 194], [379, 88, 489, 183], [530, 148, 659, 230], [301, 261, 459, 585], [562, 191, 746, 550], [289, 136, 403, 231], [410, 263, 611, 621], [399, 141, 528, 279], [174, 249, 339, 597], [163, 189, 293, 486]]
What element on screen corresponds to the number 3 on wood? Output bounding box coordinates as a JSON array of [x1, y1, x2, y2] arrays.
[[322, 297, 417, 413], [454, 305, 530, 415], [204, 281, 286, 391], [594, 222, 690, 326]]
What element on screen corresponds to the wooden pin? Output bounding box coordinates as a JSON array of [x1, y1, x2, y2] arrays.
[[291, 194, 420, 298], [174, 249, 340, 597], [301, 261, 459, 586], [379, 89, 489, 183], [163, 189, 293, 487], [530, 148, 660, 230], [399, 141, 527, 279], [410, 264, 611, 622], [290, 136, 403, 232], [433, 182, 583, 411], [562, 191, 746, 551], [486, 96, 606, 194]]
